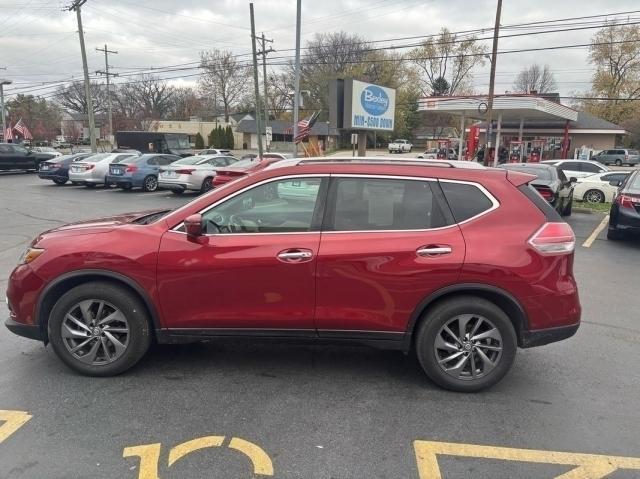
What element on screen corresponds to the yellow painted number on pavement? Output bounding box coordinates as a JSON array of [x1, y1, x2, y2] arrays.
[[0, 410, 32, 444], [124, 435, 274, 478], [414, 440, 640, 479]]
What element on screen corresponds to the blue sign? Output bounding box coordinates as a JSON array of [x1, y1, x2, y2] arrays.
[[360, 85, 389, 116]]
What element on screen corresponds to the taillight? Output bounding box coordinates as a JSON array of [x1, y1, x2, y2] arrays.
[[175, 168, 195, 175], [535, 186, 554, 202], [125, 165, 137, 172], [625, 154, 629, 160], [616, 194, 640, 209], [86, 164, 95, 171], [528, 222, 575, 255]]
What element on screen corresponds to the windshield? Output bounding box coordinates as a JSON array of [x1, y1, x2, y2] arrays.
[[165, 134, 190, 150], [171, 156, 207, 165], [84, 153, 111, 163], [505, 166, 553, 180], [227, 158, 257, 169]]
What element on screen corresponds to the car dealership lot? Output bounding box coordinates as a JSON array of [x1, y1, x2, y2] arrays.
[[1, 172, 640, 478]]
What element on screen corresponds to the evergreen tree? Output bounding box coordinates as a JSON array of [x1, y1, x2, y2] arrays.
[[225, 125, 234, 149], [217, 125, 225, 147], [207, 128, 216, 147], [195, 132, 205, 149]]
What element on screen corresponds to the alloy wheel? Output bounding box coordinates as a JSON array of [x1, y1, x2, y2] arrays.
[[145, 176, 158, 191], [434, 314, 503, 381], [585, 190, 604, 203], [61, 299, 130, 365]]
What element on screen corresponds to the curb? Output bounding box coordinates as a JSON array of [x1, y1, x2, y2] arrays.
[[573, 207, 594, 214]]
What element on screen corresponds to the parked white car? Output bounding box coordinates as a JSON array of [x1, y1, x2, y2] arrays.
[[573, 171, 631, 203], [417, 148, 438, 159], [542, 159, 609, 179], [388, 139, 412, 153], [158, 155, 238, 194], [69, 152, 138, 187]]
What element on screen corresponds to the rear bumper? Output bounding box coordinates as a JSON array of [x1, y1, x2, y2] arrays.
[[38, 171, 67, 181], [520, 322, 579, 348], [610, 204, 640, 231], [159, 178, 200, 191], [5, 318, 43, 341]]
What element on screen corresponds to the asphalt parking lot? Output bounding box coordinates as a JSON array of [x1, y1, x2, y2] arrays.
[[1, 171, 640, 479]]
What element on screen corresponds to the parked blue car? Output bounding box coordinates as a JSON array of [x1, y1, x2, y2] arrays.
[[37, 152, 95, 185], [106, 154, 181, 191]]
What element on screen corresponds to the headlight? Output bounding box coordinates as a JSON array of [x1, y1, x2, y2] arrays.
[[18, 247, 45, 265]]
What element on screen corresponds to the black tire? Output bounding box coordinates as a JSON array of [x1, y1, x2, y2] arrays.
[[200, 177, 214, 194], [607, 228, 623, 240], [415, 296, 517, 392], [47, 282, 151, 376], [142, 175, 158, 192], [583, 189, 605, 204], [615, 159, 623, 166], [562, 197, 573, 217], [171, 189, 184, 195], [53, 178, 67, 185]]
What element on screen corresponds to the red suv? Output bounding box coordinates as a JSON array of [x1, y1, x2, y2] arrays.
[[5, 159, 580, 392]]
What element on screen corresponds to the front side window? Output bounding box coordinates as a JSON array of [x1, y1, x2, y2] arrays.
[[202, 177, 325, 234], [328, 177, 448, 231]]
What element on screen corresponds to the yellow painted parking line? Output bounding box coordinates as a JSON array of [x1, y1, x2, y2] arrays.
[[228, 437, 274, 475], [168, 435, 225, 466], [582, 215, 609, 248], [0, 410, 32, 444], [413, 440, 640, 479], [124, 435, 274, 478]]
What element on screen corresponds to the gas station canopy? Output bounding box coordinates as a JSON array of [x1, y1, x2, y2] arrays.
[[418, 95, 578, 122]]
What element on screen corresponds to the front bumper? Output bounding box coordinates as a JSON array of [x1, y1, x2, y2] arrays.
[[5, 318, 43, 341], [520, 322, 580, 348]]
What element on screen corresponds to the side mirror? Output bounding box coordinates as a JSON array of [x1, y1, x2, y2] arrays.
[[569, 177, 578, 183], [184, 214, 203, 237], [609, 180, 622, 187]]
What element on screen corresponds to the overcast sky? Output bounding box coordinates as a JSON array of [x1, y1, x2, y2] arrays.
[[1, 0, 638, 102]]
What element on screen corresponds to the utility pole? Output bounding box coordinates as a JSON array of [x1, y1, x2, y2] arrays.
[[249, 3, 263, 157], [67, 0, 97, 152], [292, 0, 302, 158], [257, 33, 274, 152], [0, 76, 11, 142], [486, 0, 502, 167], [96, 44, 118, 146]]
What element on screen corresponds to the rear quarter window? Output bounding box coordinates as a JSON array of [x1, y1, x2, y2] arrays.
[[440, 182, 495, 223]]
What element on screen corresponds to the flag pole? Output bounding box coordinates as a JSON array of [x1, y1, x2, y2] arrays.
[[292, 0, 302, 158]]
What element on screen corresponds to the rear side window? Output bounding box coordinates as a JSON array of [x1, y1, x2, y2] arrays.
[[328, 178, 449, 231], [518, 184, 562, 221], [440, 182, 495, 223]]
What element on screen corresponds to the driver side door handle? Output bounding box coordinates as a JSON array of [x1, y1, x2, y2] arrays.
[[277, 249, 314, 263]]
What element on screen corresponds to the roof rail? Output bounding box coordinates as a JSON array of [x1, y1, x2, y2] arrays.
[[295, 157, 487, 169]]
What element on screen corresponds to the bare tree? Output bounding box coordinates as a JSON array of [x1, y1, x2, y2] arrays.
[[199, 49, 250, 122], [128, 74, 175, 119], [409, 28, 485, 96], [513, 64, 557, 93], [55, 81, 107, 114], [267, 71, 294, 119], [167, 87, 201, 120]]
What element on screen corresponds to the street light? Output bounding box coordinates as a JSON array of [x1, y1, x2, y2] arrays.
[[0, 79, 12, 142]]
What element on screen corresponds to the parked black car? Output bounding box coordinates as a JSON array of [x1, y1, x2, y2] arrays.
[[499, 163, 576, 216], [0, 143, 56, 171], [608, 169, 640, 240], [38, 152, 95, 185]]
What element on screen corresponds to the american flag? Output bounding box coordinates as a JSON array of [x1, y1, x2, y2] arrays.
[[4, 122, 13, 142], [13, 118, 33, 140], [284, 111, 319, 144]]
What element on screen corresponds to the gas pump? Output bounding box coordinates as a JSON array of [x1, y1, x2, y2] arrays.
[[528, 139, 546, 163], [509, 141, 523, 163], [437, 140, 451, 160]]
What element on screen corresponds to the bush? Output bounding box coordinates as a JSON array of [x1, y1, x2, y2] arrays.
[[195, 132, 205, 149]]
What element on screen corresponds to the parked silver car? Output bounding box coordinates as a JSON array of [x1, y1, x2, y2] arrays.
[[592, 148, 640, 167], [158, 155, 238, 194], [68, 152, 139, 187]]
